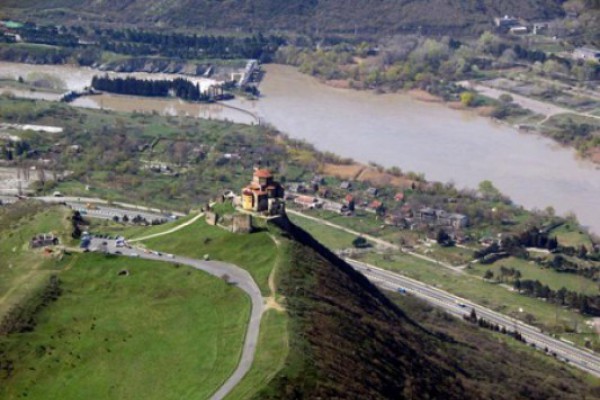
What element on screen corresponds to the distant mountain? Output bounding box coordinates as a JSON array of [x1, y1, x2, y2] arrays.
[[3, 0, 566, 36], [259, 217, 600, 399]]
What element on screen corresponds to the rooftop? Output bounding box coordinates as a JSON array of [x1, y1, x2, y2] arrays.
[[254, 169, 273, 178]]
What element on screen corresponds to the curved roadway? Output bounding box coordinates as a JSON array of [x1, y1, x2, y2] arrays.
[[90, 238, 264, 400]]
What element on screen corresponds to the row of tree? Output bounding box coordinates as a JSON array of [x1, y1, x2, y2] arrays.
[[12, 22, 285, 62], [91, 76, 211, 102], [515, 279, 600, 316]]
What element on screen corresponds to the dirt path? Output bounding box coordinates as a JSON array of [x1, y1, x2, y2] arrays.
[[128, 212, 204, 242], [462, 81, 600, 124]]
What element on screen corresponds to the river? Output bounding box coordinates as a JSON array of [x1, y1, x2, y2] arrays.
[[236, 65, 600, 233], [1, 62, 599, 233]]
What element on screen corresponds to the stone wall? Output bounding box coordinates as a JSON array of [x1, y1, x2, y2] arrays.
[[232, 214, 253, 234]]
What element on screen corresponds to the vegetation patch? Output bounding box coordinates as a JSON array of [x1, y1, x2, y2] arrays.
[[0, 253, 250, 400]]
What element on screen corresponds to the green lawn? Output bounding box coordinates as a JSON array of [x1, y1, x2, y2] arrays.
[[0, 205, 73, 318], [288, 213, 361, 250], [87, 213, 198, 240], [0, 253, 250, 400], [549, 223, 594, 249], [142, 219, 277, 295], [469, 257, 600, 296]]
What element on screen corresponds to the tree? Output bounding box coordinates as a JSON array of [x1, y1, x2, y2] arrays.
[[352, 236, 370, 248], [436, 229, 451, 245], [484, 270, 494, 280], [459, 91, 475, 107], [469, 308, 478, 322]]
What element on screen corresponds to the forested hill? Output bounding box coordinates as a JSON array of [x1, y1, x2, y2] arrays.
[[3, 0, 565, 36]]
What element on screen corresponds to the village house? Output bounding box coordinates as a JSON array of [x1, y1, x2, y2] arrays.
[[241, 168, 285, 215], [394, 192, 405, 202], [340, 181, 352, 190], [311, 175, 325, 185], [494, 15, 520, 31], [509, 26, 528, 35], [448, 213, 469, 229], [418, 207, 469, 229], [532, 22, 548, 35], [366, 187, 379, 196], [322, 200, 347, 214], [294, 195, 321, 209], [367, 200, 384, 213]]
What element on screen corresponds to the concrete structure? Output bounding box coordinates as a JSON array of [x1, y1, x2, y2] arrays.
[[232, 214, 253, 234], [205, 211, 218, 226], [241, 169, 284, 214], [30, 233, 59, 248]]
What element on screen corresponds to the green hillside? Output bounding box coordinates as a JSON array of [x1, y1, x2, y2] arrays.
[[2, 0, 565, 35]]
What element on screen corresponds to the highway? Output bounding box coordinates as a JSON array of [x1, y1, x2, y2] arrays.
[[347, 258, 600, 377], [89, 238, 264, 400]]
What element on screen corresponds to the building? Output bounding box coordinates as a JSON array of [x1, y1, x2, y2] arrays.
[[340, 181, 352, 190], [573, 47, 600, 63], [294, 195, 321, 209], [532, 22, 548, 35], [494, 15, 520, 30], [509, 26, 528, 35], [448, 213, 469, 229], [366, 187, 379, 196], [323, 201, 346, 213], [241, 169, 285, 214], [30, 233, 59, 248]]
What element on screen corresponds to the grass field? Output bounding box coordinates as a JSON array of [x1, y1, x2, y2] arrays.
[[88, 213, 199, 240], [469, 257, 600, 295], [142, 219, 277, 295], [549, 223, 594, 248], [0, 204, 73, 319], [288, 213, 360, 250], [0, 253, 250, 400]]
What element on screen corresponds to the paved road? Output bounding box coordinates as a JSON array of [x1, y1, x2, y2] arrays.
[[35, 196, 186, 217], [89, 238, 264, 400], [348, 258, 600, 377], [67, 201, 173, 223]]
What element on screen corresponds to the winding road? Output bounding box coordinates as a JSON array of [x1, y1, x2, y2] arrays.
[[90, 238, 264, 400]]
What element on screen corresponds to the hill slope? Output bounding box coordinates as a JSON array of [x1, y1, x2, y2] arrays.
[[3, 0, 565, 35], [260, 216, 600, 399]]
